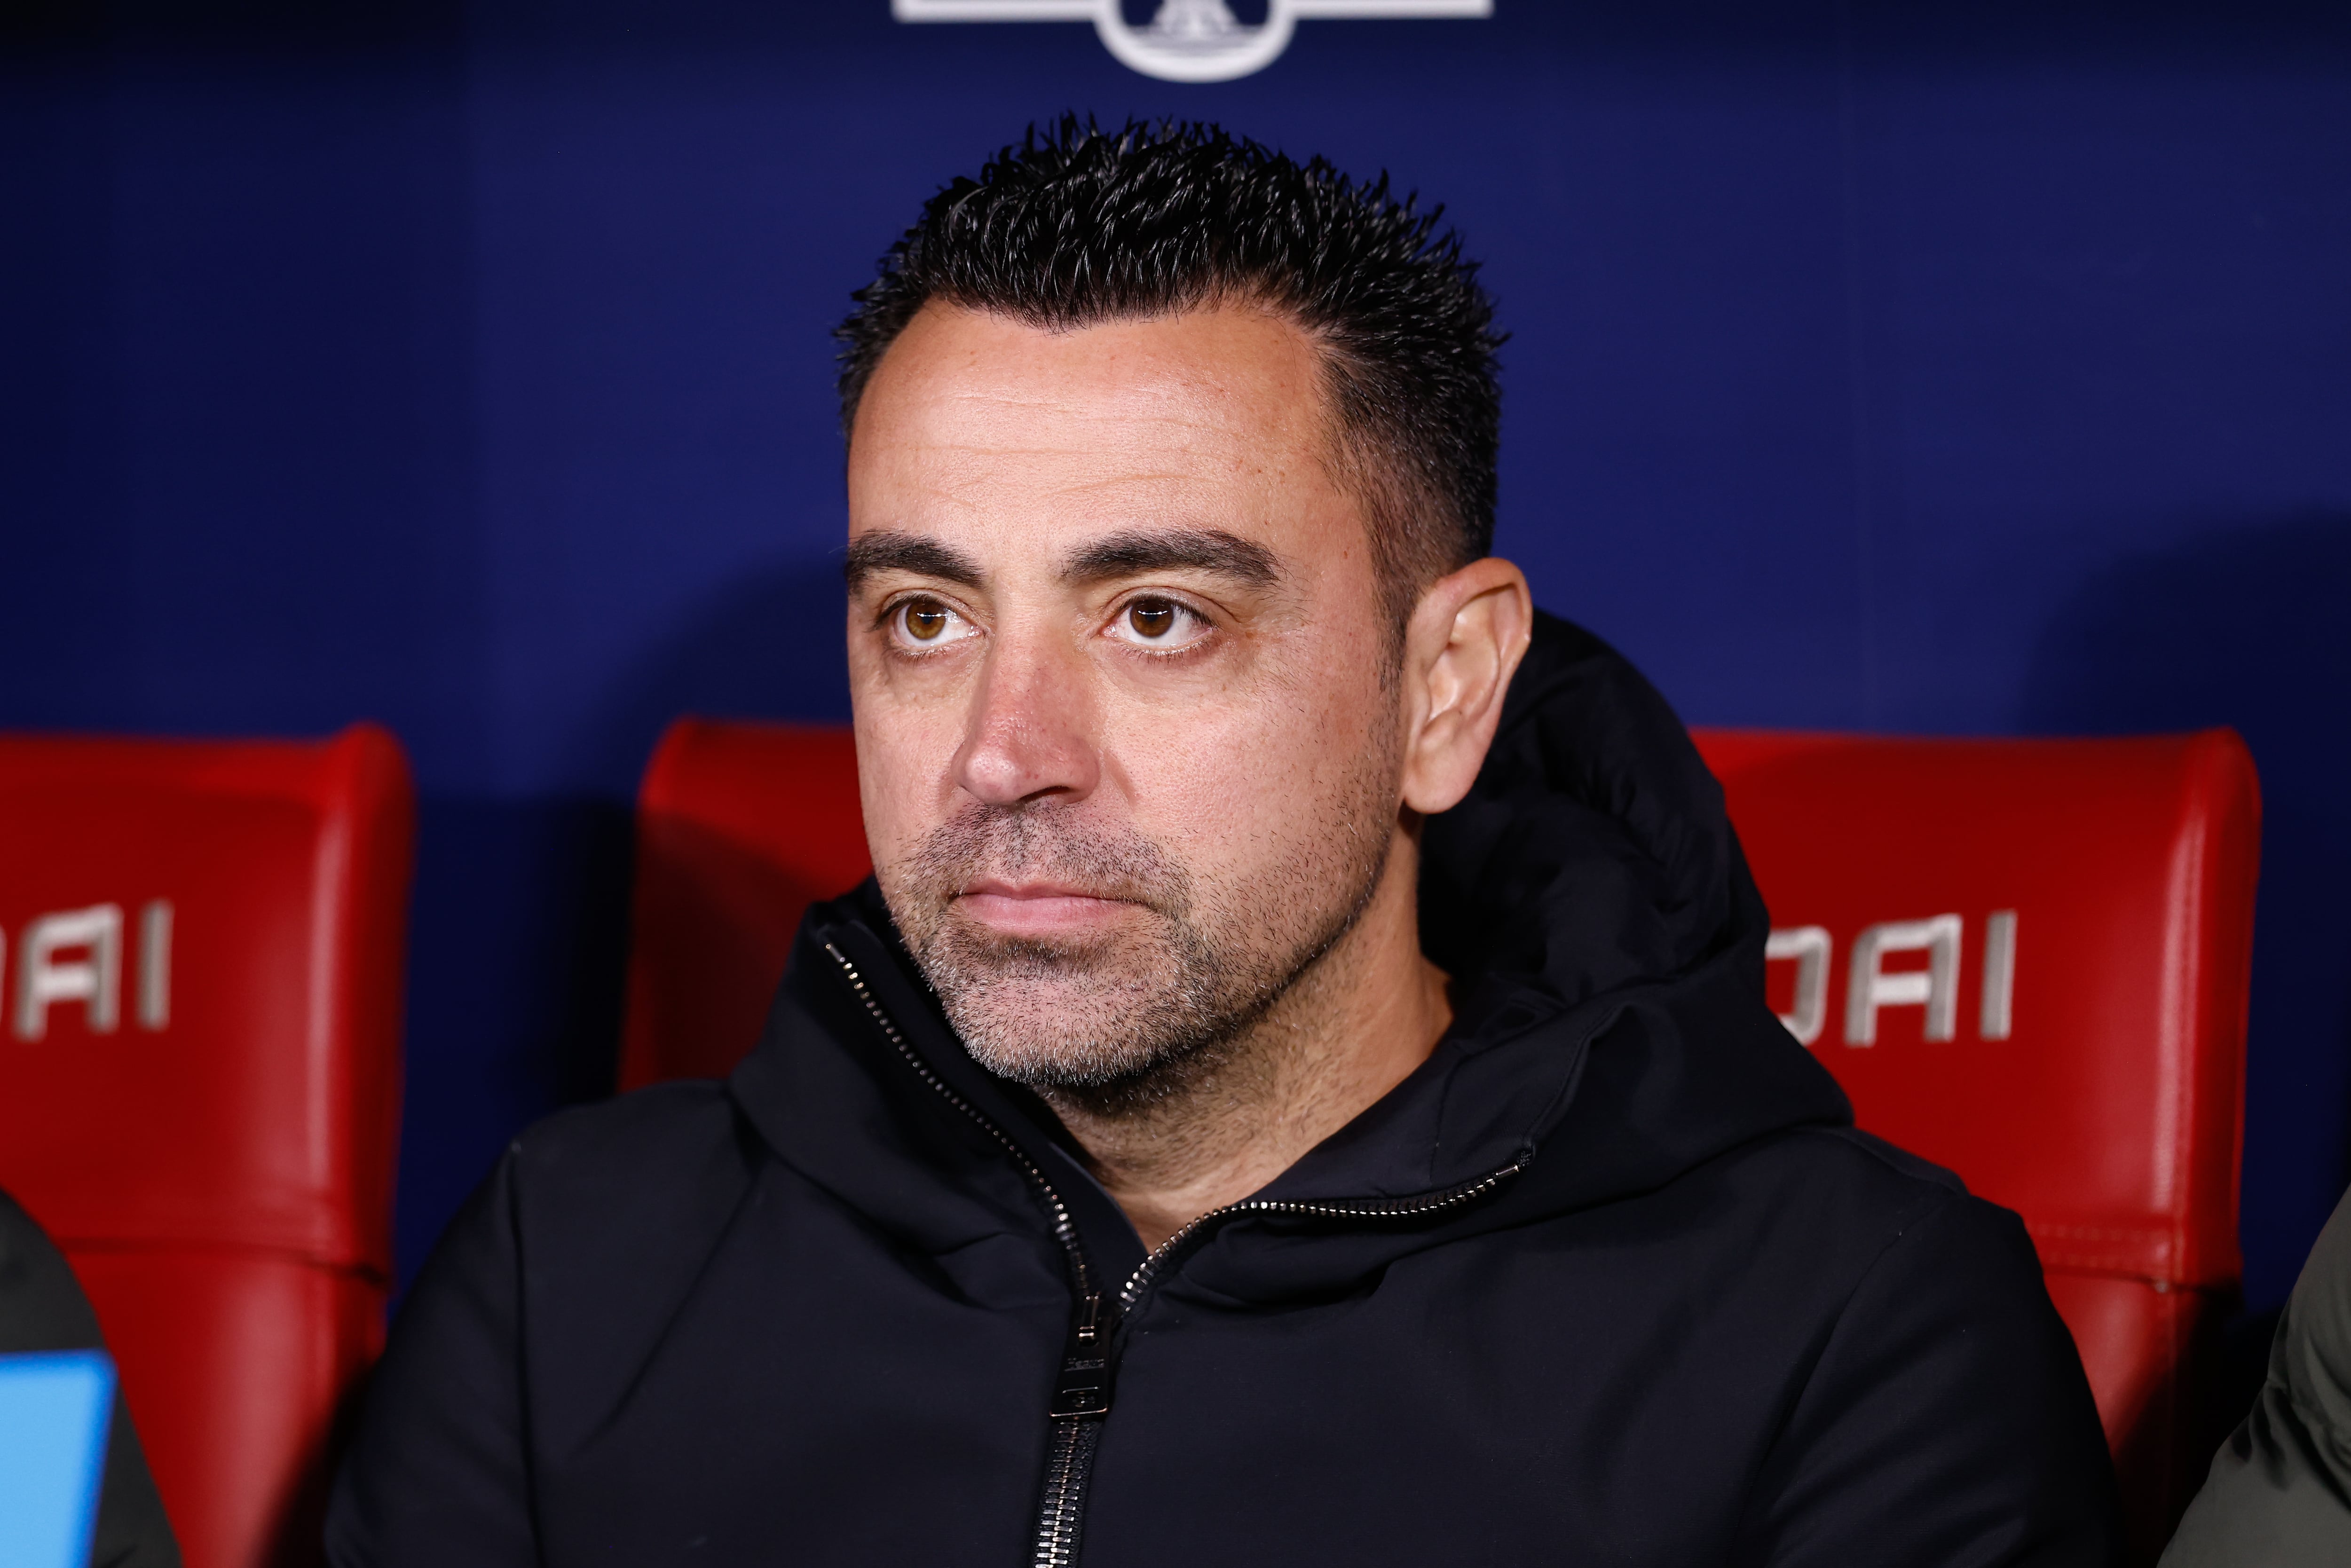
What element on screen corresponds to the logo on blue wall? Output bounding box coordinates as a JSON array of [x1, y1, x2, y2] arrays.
[[893, 0, 1491, 83]]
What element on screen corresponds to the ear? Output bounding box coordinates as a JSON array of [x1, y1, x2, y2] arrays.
[[1398, 557, 1534, 816]]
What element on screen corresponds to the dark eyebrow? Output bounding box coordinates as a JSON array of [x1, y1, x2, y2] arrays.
[[842, 531, 986, 593], [1058, 528, 1284, 590]]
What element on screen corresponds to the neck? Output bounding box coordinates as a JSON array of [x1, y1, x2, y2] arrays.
[[1038, 834, 1452, 1252]]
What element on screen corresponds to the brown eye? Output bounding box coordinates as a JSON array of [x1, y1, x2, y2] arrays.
[[1128, 599, 1177, 639], [902, 601, 949, 641]]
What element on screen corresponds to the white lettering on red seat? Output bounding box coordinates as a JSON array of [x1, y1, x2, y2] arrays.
[[137, 900, 173, 1032], [1847, 915, 1964, 1045], [1764, 910, 2019, 1048], [1763, 926, 1832, 1045], [4, 900, 174, 1041], [1979, 911, 2017, 1041]]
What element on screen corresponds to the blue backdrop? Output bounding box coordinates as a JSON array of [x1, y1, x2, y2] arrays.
[[4, 1, 2347, 1313]]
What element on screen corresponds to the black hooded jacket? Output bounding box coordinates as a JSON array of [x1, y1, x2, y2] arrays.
[[328, 615, 2121, 1566]]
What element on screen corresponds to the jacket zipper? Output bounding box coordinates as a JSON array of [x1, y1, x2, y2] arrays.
[[825, 941, 1524, 1567], [1111, 1163, 1530, 1314], [825, 944, 1109, 1568]]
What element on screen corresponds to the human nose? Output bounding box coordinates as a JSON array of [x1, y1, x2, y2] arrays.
[[950, 630, 1101, 808]]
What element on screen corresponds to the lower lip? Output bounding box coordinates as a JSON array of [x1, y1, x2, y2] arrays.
[[957, 890, 1135, 938]]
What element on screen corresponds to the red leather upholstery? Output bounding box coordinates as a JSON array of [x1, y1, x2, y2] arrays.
[[618, 718, 2260, 1557], [619, 720, 868, 1090], [0, 726, 414, 1568], [1694, 728, 2260, 1560]]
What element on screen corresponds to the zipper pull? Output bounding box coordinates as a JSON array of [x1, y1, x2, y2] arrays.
[[1049, 1292, 1112, 1418]]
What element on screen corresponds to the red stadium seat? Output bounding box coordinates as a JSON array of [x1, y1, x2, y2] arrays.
[[0, 726, 415, 1568], [619, 718, 2259, 1560], [618, 720, 868, 1090]]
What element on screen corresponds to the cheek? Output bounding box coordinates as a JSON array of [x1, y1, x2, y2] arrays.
[[1110, 640, 1398, 866], [852, 687, 965, 874]]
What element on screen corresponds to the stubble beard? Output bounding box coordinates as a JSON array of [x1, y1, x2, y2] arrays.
[[884, 756, 1400, 1119]]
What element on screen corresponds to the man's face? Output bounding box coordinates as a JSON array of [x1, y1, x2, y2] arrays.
[[845, 301, 1410, 1094]]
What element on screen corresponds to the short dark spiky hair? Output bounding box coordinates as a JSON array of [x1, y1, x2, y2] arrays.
[[836, 117, 1504, 628]]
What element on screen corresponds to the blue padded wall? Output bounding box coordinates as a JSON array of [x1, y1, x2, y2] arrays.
[[3, 1, 2346, 1309]]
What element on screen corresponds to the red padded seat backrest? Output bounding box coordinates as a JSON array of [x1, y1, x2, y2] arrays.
[[619, 720, 868, 1090], [0, 726, 414, 1568], [619, 718, 2260, 1559]]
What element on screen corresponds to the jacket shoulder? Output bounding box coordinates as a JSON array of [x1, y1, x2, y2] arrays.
[[332, 1083, 762, 1568], [1736, 1121, 1976, 1234], [1682, 1121, 2040, 1314], [497, 1080, 760, 1306], [1802, 1123, 1969, 1197], [1729, 1133, 2121, 1562], [1672, 1118, 1972, 1224], [504, 1079, 747, 1191]]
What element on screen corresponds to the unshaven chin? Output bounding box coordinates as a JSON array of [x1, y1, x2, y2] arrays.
[[883, 750, 1402, 1122]]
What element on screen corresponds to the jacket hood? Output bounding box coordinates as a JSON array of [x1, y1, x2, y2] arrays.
[[730, 612, 1851, 1296]]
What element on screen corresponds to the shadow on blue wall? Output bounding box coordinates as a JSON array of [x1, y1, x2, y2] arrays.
[[400, 797, 630, 1271], [395, 562, 851, 1277], [568, 562, 852, 794], [2022, 513, 2351, 1308]]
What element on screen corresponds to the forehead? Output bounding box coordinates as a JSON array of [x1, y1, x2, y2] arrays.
[[846, 301, 1351, 552]]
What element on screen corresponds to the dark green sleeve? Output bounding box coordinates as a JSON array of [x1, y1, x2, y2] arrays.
[[0, 1190, 183, 1568], [2162, 1184, 2351, 1567]]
